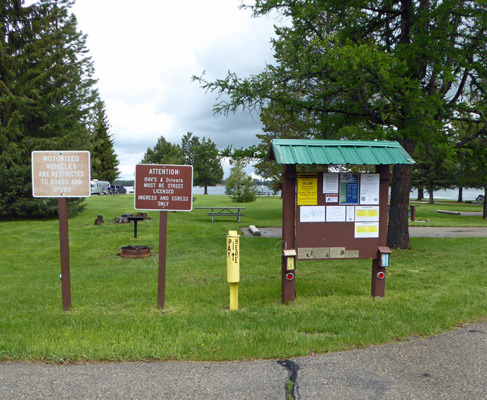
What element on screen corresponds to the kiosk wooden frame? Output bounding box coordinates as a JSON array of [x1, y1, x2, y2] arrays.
[[269, 139, 415, 304]]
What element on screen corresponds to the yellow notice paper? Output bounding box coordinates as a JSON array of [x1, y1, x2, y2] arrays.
[[297, 173, 318, 205], [355, 206, 380, 222], [354, 222, 379, 238]]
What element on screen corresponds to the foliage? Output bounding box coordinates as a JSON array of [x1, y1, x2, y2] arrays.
[[0, 0, 98, 218], [90, 101, 120, 183], [141, 136, 184, 165], [225, 158, 258, 202], [181, 132, 223, 194], [253, 102, 315, 191], [451, 119, 487, 218], [195, 0, 487, 249], [411, 143, 455, 204]]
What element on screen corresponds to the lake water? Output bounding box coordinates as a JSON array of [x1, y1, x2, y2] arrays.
[[410, 188, 484, 201], [125, 185, 484, 201], [192, 185, 279, 196]]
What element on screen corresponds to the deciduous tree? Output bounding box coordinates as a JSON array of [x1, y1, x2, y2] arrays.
[[195, 0, 487, 249]]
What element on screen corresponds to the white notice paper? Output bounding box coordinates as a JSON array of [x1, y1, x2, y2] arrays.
[[323, 173, 339, 194], [360, 174, 380, 204], [326, 206, 346, 222], [346, 206, 355, 222], [300, 206, 325, 222]]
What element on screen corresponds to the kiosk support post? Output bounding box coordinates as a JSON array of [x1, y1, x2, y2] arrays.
[[371, 165, 392, 298], [282, 164, 296, 305], [371, 258, 385, 297]]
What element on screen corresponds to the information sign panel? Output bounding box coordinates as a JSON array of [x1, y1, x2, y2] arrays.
[[135, 164, 193, 211], [296, 172, 387, 260], [31, 151, 91, 197]]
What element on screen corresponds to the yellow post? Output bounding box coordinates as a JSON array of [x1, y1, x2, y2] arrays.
[[229, 283, 238, 310], [227, 230, 240, 310]]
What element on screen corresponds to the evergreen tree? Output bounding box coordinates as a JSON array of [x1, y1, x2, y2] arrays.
[[181, 132, 199, 166], [411, 143, 455, 204], [451, 119, 487, 218], [181, 132, 223, 194], [141, 136, 184, 165], [0, 0, 98, 218], [225, 158, 257, 202], [90, 101, 120, 183]]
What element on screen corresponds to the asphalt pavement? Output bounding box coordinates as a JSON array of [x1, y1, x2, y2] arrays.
[[241, 226, 487, 238], [1, 322, 486, 399], [2, 226, 487, 399]]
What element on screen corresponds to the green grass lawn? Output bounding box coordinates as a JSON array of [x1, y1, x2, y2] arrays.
[[409, 199, 487, 226], [1, 195, 487, 362]]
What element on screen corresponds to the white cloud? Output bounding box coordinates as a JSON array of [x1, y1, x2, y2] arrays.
[[25, 0, 278, 179]]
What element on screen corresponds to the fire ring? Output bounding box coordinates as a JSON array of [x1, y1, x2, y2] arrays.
[[119, 245, 151, 259]]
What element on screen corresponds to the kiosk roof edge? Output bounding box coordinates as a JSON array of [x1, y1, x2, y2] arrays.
[[269, 139, 415, 166]]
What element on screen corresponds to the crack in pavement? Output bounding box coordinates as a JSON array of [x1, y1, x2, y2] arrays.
[[277, 359, 300, 399]]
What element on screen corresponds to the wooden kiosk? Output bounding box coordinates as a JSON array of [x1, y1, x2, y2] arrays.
[[269, 139, 415, 304]]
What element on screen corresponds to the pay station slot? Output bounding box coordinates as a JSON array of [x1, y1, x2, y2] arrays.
[[283, 249, 297, 271]]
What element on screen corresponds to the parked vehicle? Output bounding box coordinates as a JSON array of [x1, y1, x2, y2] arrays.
[[111, 185, 127, 194], [90, 180, 110, 195], [476, 195, 484, 204]]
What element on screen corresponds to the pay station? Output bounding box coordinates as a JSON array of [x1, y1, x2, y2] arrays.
[[269, 139, 415, 304]]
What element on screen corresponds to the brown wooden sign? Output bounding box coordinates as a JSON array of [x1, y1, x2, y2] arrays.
[[31, 151, 91, 198], [135, 164, 193, 211]]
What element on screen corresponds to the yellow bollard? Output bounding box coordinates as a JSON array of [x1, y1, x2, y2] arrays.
[[227, 230, 240, 310]]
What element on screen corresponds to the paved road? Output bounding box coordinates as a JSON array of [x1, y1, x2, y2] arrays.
[[409, 226, 487, 237], [242, 226, 487, 238], [1, 322, 486, 399]]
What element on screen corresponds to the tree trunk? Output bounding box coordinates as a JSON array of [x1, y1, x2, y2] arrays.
[[458, 187, 463, 203], [428, 185, 434, 204], [484, 186, 487, 220], [387, 163, 413, 249], [204, 184, 208, 195], [417, 187, 424, 201]]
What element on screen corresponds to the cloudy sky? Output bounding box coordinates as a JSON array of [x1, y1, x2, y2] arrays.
[[63, 0, 279, 179]]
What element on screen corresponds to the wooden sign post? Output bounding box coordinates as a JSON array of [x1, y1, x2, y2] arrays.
[[135, 164, 193, 309], [31, 151, 91, 311]]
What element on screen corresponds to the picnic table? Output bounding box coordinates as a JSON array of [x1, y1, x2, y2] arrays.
[[194, 207, 246, 222]]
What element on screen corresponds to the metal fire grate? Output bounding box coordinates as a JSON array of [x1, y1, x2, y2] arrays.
[[119, 245, 151, 259]]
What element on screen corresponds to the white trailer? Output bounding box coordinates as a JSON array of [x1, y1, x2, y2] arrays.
[[90, 180, 110, 195]]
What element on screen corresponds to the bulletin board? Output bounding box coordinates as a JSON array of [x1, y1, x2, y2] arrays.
[[296, 172, 386, 260]]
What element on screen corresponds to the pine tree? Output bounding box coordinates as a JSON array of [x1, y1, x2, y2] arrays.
[[0, 0, 98, 218], [225, 158, 257, 202], [90, 101, 120, 183], [181, 132, 223, 194], [141, 136, 184, 165]]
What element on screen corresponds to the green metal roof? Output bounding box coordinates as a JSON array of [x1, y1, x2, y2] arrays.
[[269, 139, 415, 165]]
